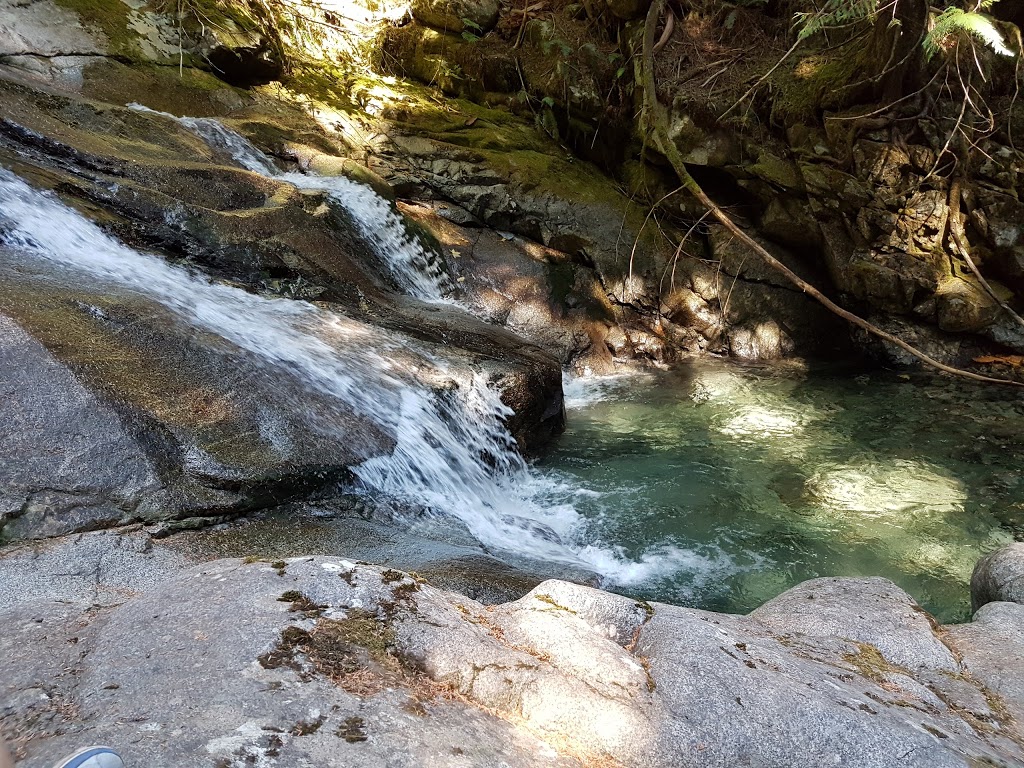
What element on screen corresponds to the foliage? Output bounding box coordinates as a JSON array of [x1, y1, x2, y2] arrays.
[[794, 0, 1016, 61], [922, 6, 1013, 59], [793, 0, 878, 42], [461, 17, 483, 41]]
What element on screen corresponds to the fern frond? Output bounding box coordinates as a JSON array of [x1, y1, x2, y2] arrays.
[[923, 7, 1014, 59], [794, 0, 879, 40]]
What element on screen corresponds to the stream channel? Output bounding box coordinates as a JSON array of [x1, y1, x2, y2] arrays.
[[2, 114, 1021, 624]]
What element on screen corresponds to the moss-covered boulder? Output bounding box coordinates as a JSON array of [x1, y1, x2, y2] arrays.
[[411, 0, 500, 34]]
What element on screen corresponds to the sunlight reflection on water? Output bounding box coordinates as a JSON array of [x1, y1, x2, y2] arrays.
[[542, 360, 1021, 623]]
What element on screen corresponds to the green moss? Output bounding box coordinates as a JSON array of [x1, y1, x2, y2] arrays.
[[749, 153, 803, 191], [533, 593, 578, 614], [52, 0, 142, 58], [310, 611, 400, 677], [258, 625, 312, 670], [291, 714, 325, 736], [257, 609, 403, 688], [635, 600, 655, 620], [769, 46, 863, 125], [336, 716, 368, 742], [278, 590, 325, 617], [481, 146, 628, 210], [285, 59, 359, 108], [81, 60, 246, 118], [841, 642, 905, 685]]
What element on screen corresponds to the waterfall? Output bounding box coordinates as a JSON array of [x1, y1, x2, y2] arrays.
[[0, 167, 699, 585], [127, 104, 451, 302]]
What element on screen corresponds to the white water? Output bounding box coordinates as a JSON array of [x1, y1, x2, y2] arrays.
[[563, 371, 653, 410], [0, 166, 711, 585], [127, 104, 451, 302]]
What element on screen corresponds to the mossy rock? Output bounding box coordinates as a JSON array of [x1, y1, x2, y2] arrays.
[[81, 60, 248, 117], [749, 152, 804, 192], [769, 46, 864, 125], [51, 0, 142, 59], [411, 0, 500, 34], [378, 24, 517, 99]]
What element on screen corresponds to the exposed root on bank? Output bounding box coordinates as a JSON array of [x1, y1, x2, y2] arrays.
[[641, 0, 1024, 388]]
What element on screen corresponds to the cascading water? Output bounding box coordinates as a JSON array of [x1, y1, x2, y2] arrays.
[[126, 104, 451, 302], [0, 167, 709, 587]]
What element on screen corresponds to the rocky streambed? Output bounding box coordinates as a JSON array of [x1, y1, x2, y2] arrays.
[[1, 0, 1024, 764]]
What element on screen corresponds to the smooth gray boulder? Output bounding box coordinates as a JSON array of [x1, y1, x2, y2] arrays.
[[945, 600, 1024, 725], [408, 578, 1021, 767], [972, 543, 1024, 610], [749, 576, 959, 672], [3, 555, 1022, 767]]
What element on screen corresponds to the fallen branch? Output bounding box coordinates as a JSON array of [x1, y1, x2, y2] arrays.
[[640, 0, 1023, 387]]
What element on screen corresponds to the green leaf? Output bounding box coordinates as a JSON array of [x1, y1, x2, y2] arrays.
[[461, 30, 481, 42], [461, 17, 483, 31], [923, 6, 1014, 59], [541, 95, 556, 107]]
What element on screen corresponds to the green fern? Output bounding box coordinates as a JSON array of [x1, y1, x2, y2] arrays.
[[794, 0, 879, 41], [922, 6, 1014, 58]]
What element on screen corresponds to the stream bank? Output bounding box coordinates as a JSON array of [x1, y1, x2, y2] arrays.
[[2, 538, 1024, 767]]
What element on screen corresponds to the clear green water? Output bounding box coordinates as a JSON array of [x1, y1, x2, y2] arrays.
[[541, 359, 1024, 623]]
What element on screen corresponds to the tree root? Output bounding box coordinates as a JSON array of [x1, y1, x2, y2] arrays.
[[653, 9, 675, 55], [948, 179, 1024, 332], [640, 0, 1023, 388]]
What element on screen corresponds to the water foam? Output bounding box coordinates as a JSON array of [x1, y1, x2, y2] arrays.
[[127, 103, 451, 301], [563, 371, 652, 410], [0, 167, 707, 587]]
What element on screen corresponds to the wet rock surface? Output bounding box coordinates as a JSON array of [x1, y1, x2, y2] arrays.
[[1, 550, 1021, 767], [0, 312, 164, 539], [0, 70, 565, 540]]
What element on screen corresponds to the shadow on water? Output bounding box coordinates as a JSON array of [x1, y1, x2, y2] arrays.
[[542, 359, 1024, 623]]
